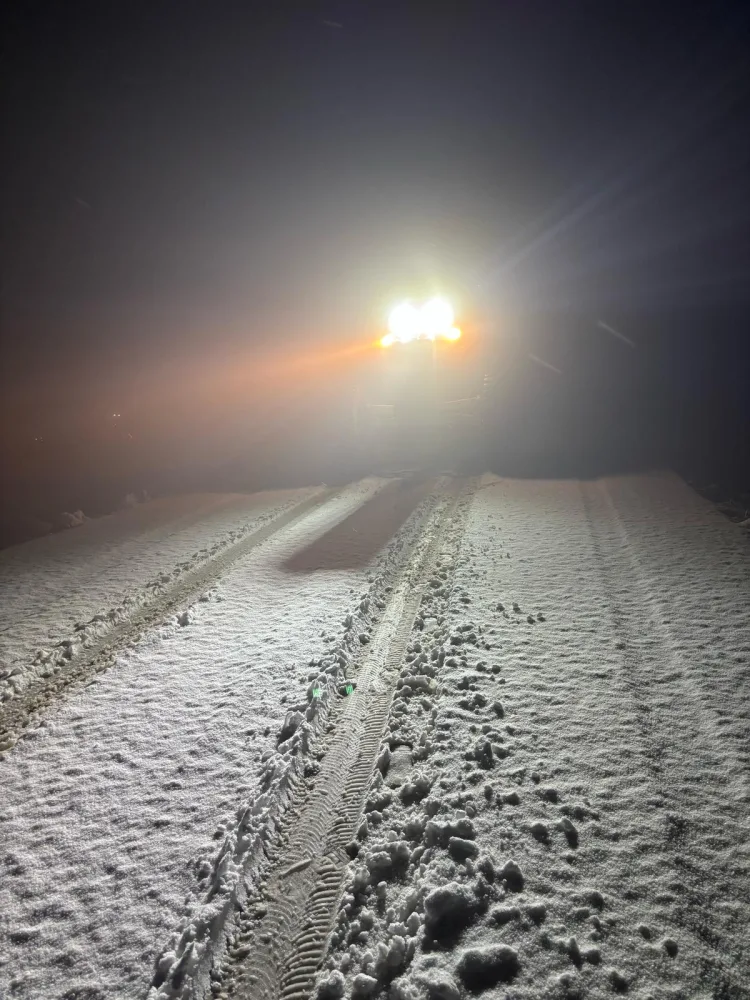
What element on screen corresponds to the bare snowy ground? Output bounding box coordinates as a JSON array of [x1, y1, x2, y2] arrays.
[[0, 488, 321, 703], [0, 472, 748, 1000]]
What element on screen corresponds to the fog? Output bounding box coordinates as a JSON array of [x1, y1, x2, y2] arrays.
[[2, 300, 747, 548], [2, 2, 748, 546]]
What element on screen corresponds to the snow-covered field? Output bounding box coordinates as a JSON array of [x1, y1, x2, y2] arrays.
[[0, 472, 748, 1000]]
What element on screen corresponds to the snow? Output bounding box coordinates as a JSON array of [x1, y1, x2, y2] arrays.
[[1, 471, 749, 1000], [0, 488, 320, 702], [58, 509, 88, 528], [0, 479, 401, 998], [313, 472, 750, 1000]]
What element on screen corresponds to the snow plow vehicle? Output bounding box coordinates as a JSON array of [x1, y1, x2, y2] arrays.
[[355, 298, 487, 470]]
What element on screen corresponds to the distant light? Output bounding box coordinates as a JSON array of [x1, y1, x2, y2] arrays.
[[386, 298, 458, 343], [388, 302, 421, 343], [421, 298, 454, 338]]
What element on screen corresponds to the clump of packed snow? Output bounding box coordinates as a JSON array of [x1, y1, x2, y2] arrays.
[[57, 508, 88, 528], [120, 490, 152, 508]]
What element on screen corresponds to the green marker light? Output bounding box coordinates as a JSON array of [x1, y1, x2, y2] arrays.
[[345, 684, 353, 695], [313, 688, 322, 699]]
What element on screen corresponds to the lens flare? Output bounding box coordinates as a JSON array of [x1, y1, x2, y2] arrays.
[[445, 326, 462, 341]]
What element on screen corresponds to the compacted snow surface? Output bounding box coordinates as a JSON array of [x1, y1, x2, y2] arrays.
[[0, 488, 320, 702], [0, 473, 748, 1000]]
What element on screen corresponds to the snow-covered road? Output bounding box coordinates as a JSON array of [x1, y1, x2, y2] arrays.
[[0, 487, 323, 706], [303, 473, 749, 1000], [0, 473, 748, 1000]]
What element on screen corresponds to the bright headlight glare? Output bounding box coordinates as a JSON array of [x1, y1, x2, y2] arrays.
[[387, 297, 456, 343], [420, 297, 454, 337], [388, 302, 421, 342]]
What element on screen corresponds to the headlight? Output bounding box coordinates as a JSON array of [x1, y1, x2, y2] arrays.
[[388, 302, 421, 343], [420, 297, 454, 338], [383, 298, 459, 346]]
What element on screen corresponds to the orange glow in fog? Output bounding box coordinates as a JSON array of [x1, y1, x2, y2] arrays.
[[378, 326, 462, 348]]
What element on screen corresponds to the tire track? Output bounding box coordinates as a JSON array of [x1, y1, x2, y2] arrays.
[[0, 488, 341, 753], [218, 479, 474, 1000], [581, 480, 750, 996], [604, 474, 750, 777]]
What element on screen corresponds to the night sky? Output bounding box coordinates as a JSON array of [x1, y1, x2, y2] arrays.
[[2, 1, 749, 500]]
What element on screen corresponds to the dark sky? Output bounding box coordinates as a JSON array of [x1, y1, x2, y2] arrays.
[[2, 0, 749, 435]]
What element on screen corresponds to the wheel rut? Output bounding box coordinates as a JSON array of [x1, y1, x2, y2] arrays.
[[0, 487, 341, 753], [220, 479, 474, 1000], [581, 480, 750, 994]]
